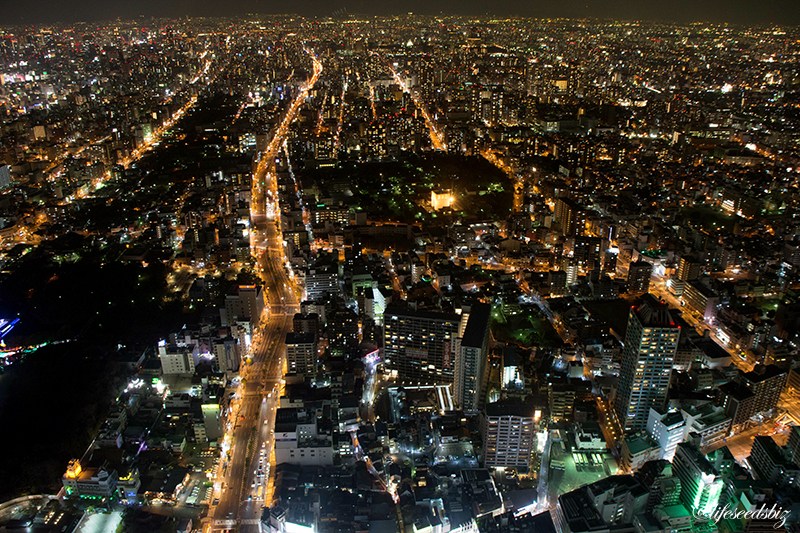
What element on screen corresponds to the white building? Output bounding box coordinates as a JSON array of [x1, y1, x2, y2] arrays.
[[647, 407, 686, 462], [274, 408, 333, 466], [158, 342, 197, 375]]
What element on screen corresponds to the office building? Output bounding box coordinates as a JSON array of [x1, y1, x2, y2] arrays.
[[721, 365, 786, 432], [680, 404, 731, 449], [285, 332, 318, 377], [748, 436, 800, 486], [787, 427, 800, 467], [305, 267, 339, 300], [549, 375, 591, 422], [720, 381, 757, 432], [741, 364, 787, 417], [383, 307, 461, 384], [454, 303, 491, 411], [0, 165, 11, 189], [213, 337, 240, 373], [615, 297, 679, 433]]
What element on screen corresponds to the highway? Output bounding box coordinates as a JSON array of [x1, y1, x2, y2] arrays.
[[206, 49, 320, 533], [209, 227, 298, 532]]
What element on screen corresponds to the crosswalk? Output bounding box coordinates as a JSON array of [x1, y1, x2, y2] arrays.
[[212, 518, 260, 526]]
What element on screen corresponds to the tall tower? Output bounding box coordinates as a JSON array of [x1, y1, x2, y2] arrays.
[[615, 296, 680, 433], [454, 303, 492, 411]]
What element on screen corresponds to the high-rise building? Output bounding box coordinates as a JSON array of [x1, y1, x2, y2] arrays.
[[454, 303, 491, 411], [555, 197, 586, 236], [672, 443, 725, 517], [383, 307, 460, 384], [573, 237, 602, 270], [677, 256, 701, 282], [482, 399, 537, 471], [615, 297, 679, 433], [565, 260, 579, 286], [628, 261, 653, 293], [285, 332, 318, 377]]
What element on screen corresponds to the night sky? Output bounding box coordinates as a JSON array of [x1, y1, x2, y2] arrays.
[[0, 0, 798, 26]]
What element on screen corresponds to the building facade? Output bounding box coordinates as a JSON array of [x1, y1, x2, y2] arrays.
[[482, 400, 536, 471], [453, 303, 491, 411], [615, 297, 679, 433], [383, 307, 461, 384]]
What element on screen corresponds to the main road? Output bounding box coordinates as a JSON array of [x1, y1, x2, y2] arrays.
[[208, 49, 321, 533]]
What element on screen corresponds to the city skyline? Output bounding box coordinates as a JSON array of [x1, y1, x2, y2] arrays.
[[1, 0, 799, 26], [0, 10, 799, 533]]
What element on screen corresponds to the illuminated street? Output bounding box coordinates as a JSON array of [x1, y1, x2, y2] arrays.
[[207, 49, 320, 533], [1, 11, 800, 533]]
